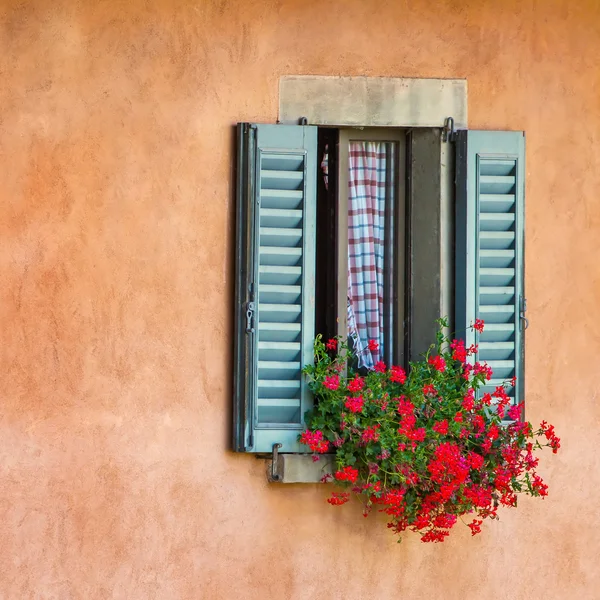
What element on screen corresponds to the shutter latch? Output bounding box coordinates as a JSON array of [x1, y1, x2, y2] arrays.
[[245, 301, 256, 333], [520, 297, 529, 330]]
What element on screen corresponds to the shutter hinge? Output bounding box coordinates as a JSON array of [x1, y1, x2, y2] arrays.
[[442, 116, 457, 143], [245, 301, 256, 333], [520, 296, 529, 330]]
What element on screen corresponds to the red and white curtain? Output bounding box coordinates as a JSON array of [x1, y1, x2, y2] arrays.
[[347, 141, 394, 368]]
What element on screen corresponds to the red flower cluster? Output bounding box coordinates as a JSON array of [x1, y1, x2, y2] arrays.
[[450, 339, 467, 363], [422, 384, 437, 397], [468, 519, 483, 536], [473, 319, 485, 333], [390, 366, 407, 384], [540, 421, 561, 454], [323, 375, 340, 390], [428, 355, 446, 373], [473, 362, 493, 381], [347, 375, 365, 393], [326, 338, 338, 351], [374, 361, 387, 373], [432, 419, 449, 435], [327, 492, 350, 505], [462, 388, 475, 411], [361, 425, 380, 444], [368, 340, 379, 352], [334, 466, 359, 483], [344, 395, 364, 414], [299, 429, 329, 453], [301, 318, 560, 543]]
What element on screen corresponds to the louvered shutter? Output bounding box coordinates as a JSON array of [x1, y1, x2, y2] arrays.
[[233, 123, 317, 453], [455, 130, 525, 408]]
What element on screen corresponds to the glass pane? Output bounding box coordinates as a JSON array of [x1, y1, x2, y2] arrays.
[[347, 141, 397, 369]]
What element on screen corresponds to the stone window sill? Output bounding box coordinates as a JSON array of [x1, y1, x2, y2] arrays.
[[264, 454, 335, 483]]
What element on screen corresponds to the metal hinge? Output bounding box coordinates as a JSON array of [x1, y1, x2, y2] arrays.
[[520, 296, 529, 330], [442, 116, 457, 143], [245, 301, 255, 333]]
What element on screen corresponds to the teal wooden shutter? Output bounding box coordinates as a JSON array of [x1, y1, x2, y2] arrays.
[[233, 123, 317, 452], [455, 130, 525, 408]]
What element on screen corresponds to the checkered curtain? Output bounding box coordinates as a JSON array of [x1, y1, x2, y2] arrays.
[[347, 142, 394, 369]]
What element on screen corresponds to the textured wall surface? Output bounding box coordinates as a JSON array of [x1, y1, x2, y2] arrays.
[[1, 0, 600, 598]]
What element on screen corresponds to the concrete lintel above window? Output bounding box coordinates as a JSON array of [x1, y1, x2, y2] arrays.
[[279, 76, 467, 128]]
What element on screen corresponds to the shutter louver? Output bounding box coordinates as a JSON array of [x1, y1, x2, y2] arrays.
[[455, 130, 525, 411], [233, 124, 317, 453]]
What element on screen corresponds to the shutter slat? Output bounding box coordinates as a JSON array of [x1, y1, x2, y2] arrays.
[[258, 379, 301, 394], [259, 323, 302, 331], [259, 227, 303, 248], [479, 342, 515, 350], [479, 231, 515, 250], [257, 398, 301, 407], [261, 169, 304, 181], [259, 284, 302, 303], [257, 342, 302, 364], [261, 154, 304, 170], [479, 213, 515, 231], [260, 189, 303, 210], [261, 170, 304, 190], [455, 130, 525, 413], [259, 247, 302, 267], [484, 360, 514, 379], [256, 398, 301, 425], [483, 378, 514, 388], [258, 322, 301, 343], [480, 268, 515, 287], [480, 249, 515, 268], [480, 323, 515, 343], [260, 208, 303, 228], [479, 341, 515, 361], [479, 175, 516, 194], [259, 265, 302, 285], [259, 303, 301, 323], [479, 194, 515, 213], [258, 360, 302, 379], [480, 175, 515, 185]]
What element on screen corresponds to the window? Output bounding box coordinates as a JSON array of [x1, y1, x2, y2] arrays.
[[233, 122, 525, 454], [318, 128, 406, 369]]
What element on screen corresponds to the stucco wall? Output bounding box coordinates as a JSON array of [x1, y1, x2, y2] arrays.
[[1, 0, 599, 598]]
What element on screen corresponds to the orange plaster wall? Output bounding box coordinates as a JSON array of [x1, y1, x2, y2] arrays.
[[1, 0, 600, 598]]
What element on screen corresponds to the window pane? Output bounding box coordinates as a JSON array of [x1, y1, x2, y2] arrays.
[[347, 141, 397, 368]]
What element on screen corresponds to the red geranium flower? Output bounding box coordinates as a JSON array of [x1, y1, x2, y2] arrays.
[[344, 395, 364, 414], [422, 384, 437, 397], [473, 318, 485, 333], [390, 366, 407, 384], [323, 375, 340, 391], [428, 355, 446, 373], [347, 375, 365, 392]]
